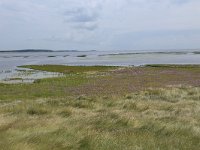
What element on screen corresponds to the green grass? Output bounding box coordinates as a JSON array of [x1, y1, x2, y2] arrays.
[[6, 78, 23, 80], [0, 75, 89, 100], [0, 65, 200, 149], [19, 65, 118, 74], [145, 64, 200, 68]]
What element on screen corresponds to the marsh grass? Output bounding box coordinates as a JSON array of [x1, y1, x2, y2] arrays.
[[0, 87, 200, 150], [1, 65, 200, 100], [1, 65, 200, 149], [58, 109, 72, 117], [19, 65, 118, 74]]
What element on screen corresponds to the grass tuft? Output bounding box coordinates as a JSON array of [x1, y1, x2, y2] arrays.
[[27, 107, 48, 115]]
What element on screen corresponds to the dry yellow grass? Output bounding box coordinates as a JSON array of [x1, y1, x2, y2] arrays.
[[0, 87, 200, 150]]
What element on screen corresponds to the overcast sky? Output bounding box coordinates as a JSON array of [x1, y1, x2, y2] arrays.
[[0, 0, 200, 50]]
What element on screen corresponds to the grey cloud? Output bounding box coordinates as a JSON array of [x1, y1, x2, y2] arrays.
[[63, 2, 102, 31], [38, 36, 72, 43], [73, 22, 98, 31], [64, 8, 99, 23]]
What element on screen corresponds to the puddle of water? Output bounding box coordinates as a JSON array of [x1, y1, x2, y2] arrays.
[[0, 67, 64, 84]]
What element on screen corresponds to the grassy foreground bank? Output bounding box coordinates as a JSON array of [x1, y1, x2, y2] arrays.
[[1, 65, 200, 150]]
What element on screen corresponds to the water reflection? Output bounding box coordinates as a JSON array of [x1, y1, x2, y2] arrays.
[[0, 68, 63, 84]]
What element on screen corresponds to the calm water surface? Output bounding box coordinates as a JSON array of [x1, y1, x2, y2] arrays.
[[0, 50, 200, 83]]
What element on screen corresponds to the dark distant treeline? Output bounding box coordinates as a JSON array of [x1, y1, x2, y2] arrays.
[[0, 49, 82, 52]]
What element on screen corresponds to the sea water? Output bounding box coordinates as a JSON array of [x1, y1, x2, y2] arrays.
[[0, 49, 200, 83]]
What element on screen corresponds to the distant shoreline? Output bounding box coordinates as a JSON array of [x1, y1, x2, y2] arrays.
[[0, 49, 96, 53], [0, 49, 200, 55]]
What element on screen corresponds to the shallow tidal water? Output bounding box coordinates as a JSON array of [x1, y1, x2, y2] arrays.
[[0, 49, 200, 83]]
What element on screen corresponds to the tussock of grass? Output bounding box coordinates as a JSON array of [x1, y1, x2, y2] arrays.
[[27, 107, 48, 115], [58, 109, 72, 117]]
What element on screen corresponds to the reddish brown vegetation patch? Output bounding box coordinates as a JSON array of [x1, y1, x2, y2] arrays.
[[69, 66, 200, 96]]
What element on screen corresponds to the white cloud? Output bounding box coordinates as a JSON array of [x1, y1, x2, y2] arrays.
[[0, 0, 200, 50]]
